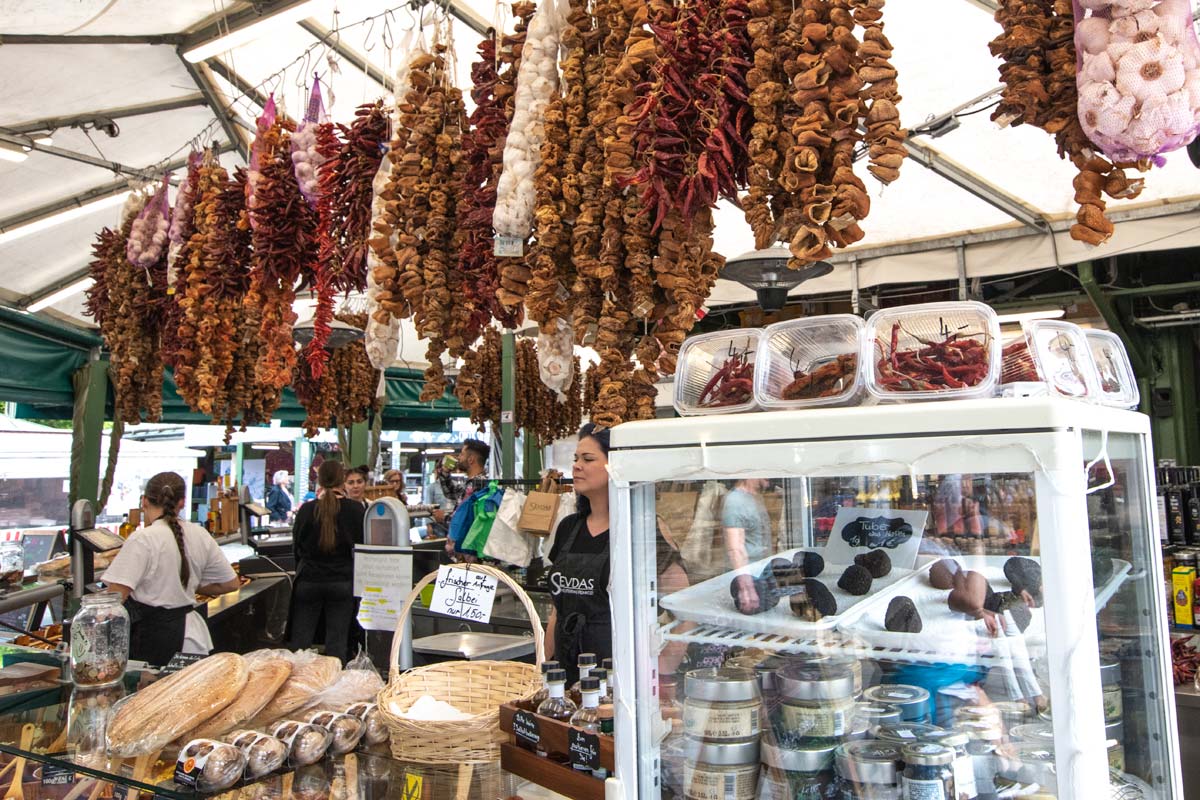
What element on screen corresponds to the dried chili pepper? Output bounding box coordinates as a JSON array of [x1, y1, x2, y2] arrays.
[[782, 353, 858, 400], [699, 350, 755, 407], [875, 323, 992, 392]]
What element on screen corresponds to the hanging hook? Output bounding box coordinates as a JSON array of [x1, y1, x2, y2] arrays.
[[362, 13, 377, 52], [382, 11, 395, 51]]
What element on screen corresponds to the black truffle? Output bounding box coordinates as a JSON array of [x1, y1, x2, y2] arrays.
[[792, 550, 825, 578], [790, 579, 838, 621], [730, 575, 780, 615], [854, 549, 892, 579], [993, 591, 1034, 632], [884, 595, 922, 633], [837, 564, 874, 596], [765, 557, 802, 589], [1004, 557, 1043, 605]]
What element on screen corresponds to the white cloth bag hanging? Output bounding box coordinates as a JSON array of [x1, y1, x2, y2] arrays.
[[482, 490, 535, 567]]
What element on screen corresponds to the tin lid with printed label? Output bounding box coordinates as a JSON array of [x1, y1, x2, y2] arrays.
[[836, 740, 902, 785], [901, 742, 954, 767], [777, 664, 855, 701], [687, 738, 761, 766], [761, 739, 837, 773], [685, 667, 762, 703]]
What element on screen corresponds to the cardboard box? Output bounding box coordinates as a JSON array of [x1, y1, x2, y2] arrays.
[[1173, 566, 1196, 627]]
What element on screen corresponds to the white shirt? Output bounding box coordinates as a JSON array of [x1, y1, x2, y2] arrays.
[[102, 519, 237, 654]]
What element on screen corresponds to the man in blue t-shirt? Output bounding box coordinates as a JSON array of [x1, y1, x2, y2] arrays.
[[722, 478, 772, 612]]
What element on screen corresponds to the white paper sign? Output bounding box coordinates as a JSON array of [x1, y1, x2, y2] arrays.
[[823, 506, 928, 570], [353, 546, 412, 632], [493, 236, 525, 258], [429, 565, 498, 623]]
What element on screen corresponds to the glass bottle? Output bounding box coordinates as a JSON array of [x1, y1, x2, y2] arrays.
[[70, 592, 129, 688], [117, 514, 133, 540], [593, 668, 613, 705], [537, 668, 577, 721], [571, 653, 598, 699], [570, 677, 602, 775], [528, 660, 560, 710]]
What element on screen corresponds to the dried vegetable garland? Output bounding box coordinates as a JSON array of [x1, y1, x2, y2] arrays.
[[293, 313, 381, 437], [990, 0, 1145, 245], [161, 153, 203, 369]]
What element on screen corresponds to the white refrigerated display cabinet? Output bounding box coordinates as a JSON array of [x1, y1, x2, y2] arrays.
[[606, 397, 1180, 800]]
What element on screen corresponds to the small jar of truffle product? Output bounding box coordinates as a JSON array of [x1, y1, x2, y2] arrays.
[[1100, 656, 1123, 723], [1105, 720, 1125, 771], [835, 740, 903, 800], [727, 654, 787, 709], [900, 743, 955, 800], [823, 656, 865, 697], [953, 721, 1003, 799], [683, 739, 761, 800], [873, 723, 945, 745], [758, 738, 839, 800], [863, 685, 932, 723], [854, 702, 902, 728], [919, 731, 975, 800], [777, 665, 857, 739], [684, 668, 764, 742]]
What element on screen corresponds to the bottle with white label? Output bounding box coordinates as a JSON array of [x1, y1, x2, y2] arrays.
[[570, 677, 602, 776], [528, 660, 560, 710], [592, 668, 613, 705]]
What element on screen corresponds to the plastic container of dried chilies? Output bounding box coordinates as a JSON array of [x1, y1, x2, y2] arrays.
[[999, 320, 1097, 399], [865, 302, 1001, 403], [755, 315, 865, 410], [674, 329, 763, 416], [1083, 329, 1140, 409]]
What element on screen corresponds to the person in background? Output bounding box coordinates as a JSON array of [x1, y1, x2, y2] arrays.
[[343, 465, 369, 510], [265, 470, 294, 523], [383, 469, 408, 505], [723, 477, 773, 615], [289, 460, 364, 662], [103, 472, 241, 664], [444, 439, 491, 556], [423, 455, 462, 539]]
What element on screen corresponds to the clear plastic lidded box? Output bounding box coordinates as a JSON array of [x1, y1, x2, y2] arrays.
[[1019, 320, 1097, 399], [1084, 329, 1141, 409], [755, 314, 865, 410], [673, 328, 762, 416], [864, 301, 1001, 402]]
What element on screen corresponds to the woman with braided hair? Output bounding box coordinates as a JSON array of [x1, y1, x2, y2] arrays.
[[103, 471, 241, 665]]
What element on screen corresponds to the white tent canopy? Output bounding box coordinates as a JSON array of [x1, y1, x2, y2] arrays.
[[2, 0, 1198, 361]]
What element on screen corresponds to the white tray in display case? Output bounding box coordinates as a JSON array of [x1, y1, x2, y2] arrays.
[[658, 547, 925, 635]]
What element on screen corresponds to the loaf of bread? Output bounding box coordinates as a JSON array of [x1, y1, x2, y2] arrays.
[[252, 653, 341, 724], [188, 658, 292, 740], [107, 653, 248, 757]]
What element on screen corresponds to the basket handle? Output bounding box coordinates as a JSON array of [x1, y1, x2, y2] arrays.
[[388, 562, 546, 681]]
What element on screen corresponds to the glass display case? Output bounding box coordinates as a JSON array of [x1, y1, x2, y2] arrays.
[[609, 397, 1180, 800]]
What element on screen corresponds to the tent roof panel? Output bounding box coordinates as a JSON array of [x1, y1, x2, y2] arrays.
[[0, 0, 221, 36]]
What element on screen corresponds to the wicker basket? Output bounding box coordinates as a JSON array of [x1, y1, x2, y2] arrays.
[[377, 563, 545, 764]]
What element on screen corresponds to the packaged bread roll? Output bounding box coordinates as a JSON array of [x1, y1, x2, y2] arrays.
[[305, 710, 365, 755], [176, 738, 247, 792], [107, 653, 248, 757], [269, 720, 332, 766], [227, 729, 288, 779], [187, 658, 292, 740], [344, 702, 388, 746], [253, 653, 341, 725]]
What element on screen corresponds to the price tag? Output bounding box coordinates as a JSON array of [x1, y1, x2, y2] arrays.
[[40, 762, 76, 787], [429, 565, 498, 623], [162, 652, 205, 674], [493, 236, 525, 258], [512, 710, 540, 749], [568, 729, 601, 773], [500, 411, 515, 424]]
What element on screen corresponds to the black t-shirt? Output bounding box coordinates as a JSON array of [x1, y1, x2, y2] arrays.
[[292, 497, 365, 582], [549, 513, 609, 562]]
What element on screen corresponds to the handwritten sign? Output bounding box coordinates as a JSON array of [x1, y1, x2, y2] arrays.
[[161, 652, 206, 674], [568, 729, 601, 773], [354, 546, 412, 632], [429, 565, 498, 623], [512, 710, 540, 749], [824, 507, 927, 570]]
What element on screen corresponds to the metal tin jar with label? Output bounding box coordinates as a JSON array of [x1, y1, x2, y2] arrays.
[[900, 743, 955, 800], [835, 740, 903, 800], [863, 685, 932, 723], [1100, 656, 1123, 723], [684, 739, 762, 800], [757, 739, 840, 800], [777, 664, 857, 739], [684, 668, 765, 742]]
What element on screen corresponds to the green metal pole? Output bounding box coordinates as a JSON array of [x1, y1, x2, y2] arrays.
[[73, 359, 109, 508], [524, 432, 543, 481], [1078, 261, 1150, 375], [348, 420, 370, 467], [501, 331, 516, 480]]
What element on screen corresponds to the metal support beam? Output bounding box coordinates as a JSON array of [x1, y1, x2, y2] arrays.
[[0, 143, 234, 237], [71, 359, 109, 508], [3, 95, 206, 135], [181, 0, 315, 53], [296, 19, 394, 92], [501, 332, 516, 480], [1078, 260, 1150, 375], [902, 138, 1050, 232], [0, 33, 181, 45], [961, 0, 1000, 12], [524, 430, 543, 481], [178, 53, 250, 161], [0, 133, 184, 183], [347, 421, 370, 468], [1108, 280, 1200, 298], [956, 243, 968, 300]]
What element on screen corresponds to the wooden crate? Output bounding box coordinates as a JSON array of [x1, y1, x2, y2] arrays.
[[498, 703, 613, 800]]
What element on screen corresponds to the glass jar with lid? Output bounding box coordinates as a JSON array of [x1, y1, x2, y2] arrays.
[[1099, 656, 1123, 723], [836, 740, 903, 800], [777, 664, 857, 739], [863, 685, 932, 723], [919, 731, 975, 800], [684, 739, 761, 800], [758, 738, 839, 800], [684, 668, 764, 742], [0, 541, 24, 590], [900, 743, 955, 800], [69, 592, 129, 688]]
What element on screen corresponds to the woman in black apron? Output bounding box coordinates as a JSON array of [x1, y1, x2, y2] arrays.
[[546, 424, 614, 684]]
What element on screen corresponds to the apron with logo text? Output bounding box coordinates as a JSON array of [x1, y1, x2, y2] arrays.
[[547, 515, 611, 685]]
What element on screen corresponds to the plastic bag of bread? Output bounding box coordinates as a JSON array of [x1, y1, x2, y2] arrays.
[[107, 653, 248, 757], [269, 719, 332, 766], [188, 657, 292, 740], [251, 651, 341, 725], [305, 664, 383, 712], [343, 702, 388, 746], [175, 738, 247, 792], [226, 729, 288, 779], [304, 709, 365, 755]]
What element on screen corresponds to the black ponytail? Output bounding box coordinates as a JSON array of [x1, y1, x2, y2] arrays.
[[144, 472, 190, 585]]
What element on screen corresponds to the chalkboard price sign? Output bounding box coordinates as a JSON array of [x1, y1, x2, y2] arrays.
[[162, 652, 205, 674], [512, 710, 540, 749], [568, 729, 600, 774]]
